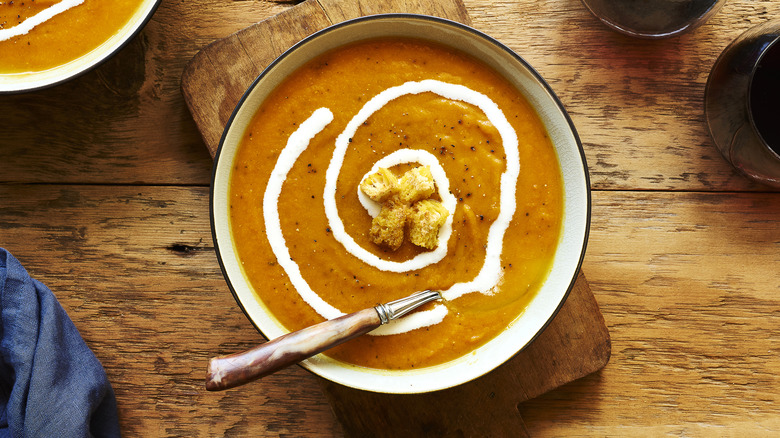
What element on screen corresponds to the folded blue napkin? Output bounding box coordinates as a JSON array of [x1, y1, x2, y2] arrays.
[[0, 248, 120, 438]]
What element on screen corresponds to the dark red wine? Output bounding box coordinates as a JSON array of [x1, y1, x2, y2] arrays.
[[750, 39, 780, 156]]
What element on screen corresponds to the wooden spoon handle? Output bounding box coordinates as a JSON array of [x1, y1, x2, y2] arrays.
[[205, 308, 381, 391]]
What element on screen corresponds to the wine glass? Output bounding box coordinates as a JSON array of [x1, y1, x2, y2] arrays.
[[580, 0, 725, 39], [705, 20, 780, 188]]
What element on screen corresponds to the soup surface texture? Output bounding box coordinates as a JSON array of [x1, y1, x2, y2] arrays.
[[0, 0, 143, 74], [229, 38, 564, 370]]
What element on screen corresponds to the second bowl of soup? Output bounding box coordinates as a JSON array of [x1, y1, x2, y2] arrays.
[[0, 0, 160, 93]]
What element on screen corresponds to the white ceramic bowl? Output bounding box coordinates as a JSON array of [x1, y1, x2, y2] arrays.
[[211, 14, 590, 394], [0, 0, 160, 94]]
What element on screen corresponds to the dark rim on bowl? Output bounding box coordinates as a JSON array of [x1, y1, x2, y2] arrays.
[[0, 0, 162, 95], [210, 13, 592, 390]]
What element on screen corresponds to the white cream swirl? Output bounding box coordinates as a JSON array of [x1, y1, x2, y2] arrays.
[[262, 80, 520, 335]]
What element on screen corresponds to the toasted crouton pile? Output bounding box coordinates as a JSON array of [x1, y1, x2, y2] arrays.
[[360, 165, 449, 251]]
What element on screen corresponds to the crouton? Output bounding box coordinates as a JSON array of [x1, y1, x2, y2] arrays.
[[397, 165, 435, 204], [408, 199, 449, 250], [369, 203, 409, 250], [360, 167, 399, 203]]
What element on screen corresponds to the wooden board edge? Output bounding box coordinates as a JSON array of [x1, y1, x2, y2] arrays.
[[316, 0, 472, 25], [516, 271, 611, 401], [180, 0, 333, 156]]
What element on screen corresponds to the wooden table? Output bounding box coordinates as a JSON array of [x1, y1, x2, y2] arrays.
[[1, 0, 778, 436]]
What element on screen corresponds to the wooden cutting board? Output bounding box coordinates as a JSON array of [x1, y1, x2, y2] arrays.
[[181, 0, 611, 435]]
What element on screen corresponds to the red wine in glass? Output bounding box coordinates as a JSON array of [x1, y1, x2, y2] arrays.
[[749, 40, 780, 157], [705, 20, 780, 187]]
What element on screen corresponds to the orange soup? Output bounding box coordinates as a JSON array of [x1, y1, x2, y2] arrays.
[[229, 38, 563, 370], [0, 0, 144, 74]]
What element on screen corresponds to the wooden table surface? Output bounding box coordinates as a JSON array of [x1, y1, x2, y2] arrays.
[[2, 0, 779, 436]]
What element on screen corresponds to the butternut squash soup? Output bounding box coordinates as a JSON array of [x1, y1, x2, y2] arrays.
[[0, 0, 145, 74], [228, 38, 564, 370]]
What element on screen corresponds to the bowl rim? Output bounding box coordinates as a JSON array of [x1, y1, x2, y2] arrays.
[[0, 0, 162, 95], [210, 12, 591, 393]]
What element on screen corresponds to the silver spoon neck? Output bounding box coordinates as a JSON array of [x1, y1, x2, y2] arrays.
[[375, 290, 442, 324]]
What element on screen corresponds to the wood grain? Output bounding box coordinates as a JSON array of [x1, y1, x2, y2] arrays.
[[465, 0, 780, 192], [182, 1, 333, 155], [1, 0, 779, 436], [3, 0, 780, 190], [317, 0, 471, 24], [521, 190, 780, 436], [1, 187, 776, 435], [0, 185, 342, 437]]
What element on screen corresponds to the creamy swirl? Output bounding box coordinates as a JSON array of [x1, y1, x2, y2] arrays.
[[262, 80, 520, 335]]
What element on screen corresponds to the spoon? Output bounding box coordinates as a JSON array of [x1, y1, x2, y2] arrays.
[[205, 290, 442, 391]]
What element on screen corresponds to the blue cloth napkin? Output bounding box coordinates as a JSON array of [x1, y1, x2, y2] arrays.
[[0, 248, 120, 438]]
